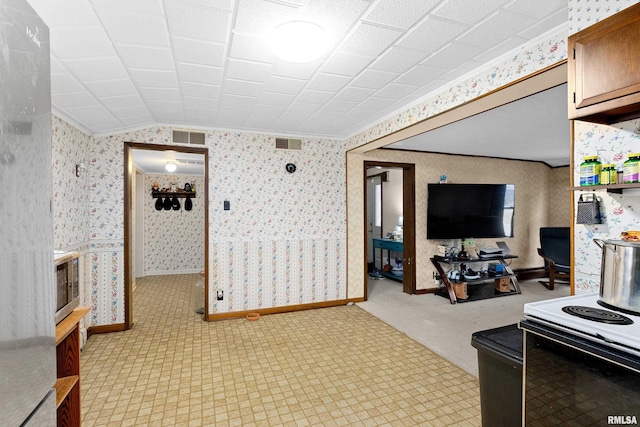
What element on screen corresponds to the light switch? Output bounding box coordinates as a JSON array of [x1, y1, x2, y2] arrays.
[[224, 200, 230, 210]]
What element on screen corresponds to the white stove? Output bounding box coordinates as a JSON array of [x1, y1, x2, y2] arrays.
[[523, 292, 640, 357]]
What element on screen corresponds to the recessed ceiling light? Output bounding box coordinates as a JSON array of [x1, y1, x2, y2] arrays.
[[268, 21, 329, 63]]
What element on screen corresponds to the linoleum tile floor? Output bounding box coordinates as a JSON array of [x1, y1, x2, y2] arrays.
[[80, 274, 481, 426]]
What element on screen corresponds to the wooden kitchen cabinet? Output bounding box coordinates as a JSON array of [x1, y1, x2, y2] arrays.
[[568, 3, 640, 124], [55, 307, 89, 426]]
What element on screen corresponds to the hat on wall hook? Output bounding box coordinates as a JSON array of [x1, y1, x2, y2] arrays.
[[285, 163, 296, 173]]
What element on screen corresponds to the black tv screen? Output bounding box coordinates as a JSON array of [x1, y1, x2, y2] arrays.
[[427, 183, 515, 240]]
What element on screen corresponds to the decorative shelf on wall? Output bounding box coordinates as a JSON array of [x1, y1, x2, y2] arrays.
[[152, 190, 196, 198], [569, 183, 640, 194]]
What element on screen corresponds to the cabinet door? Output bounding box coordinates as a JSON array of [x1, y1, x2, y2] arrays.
[[568, 3, 640, 123]]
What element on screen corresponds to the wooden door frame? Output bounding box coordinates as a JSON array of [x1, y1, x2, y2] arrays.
[[363, 161, 416, 298], [123, 142, 209, 329]]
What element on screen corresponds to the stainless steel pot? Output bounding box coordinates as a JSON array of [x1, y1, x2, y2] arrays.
[[594, 239, 640, 315]]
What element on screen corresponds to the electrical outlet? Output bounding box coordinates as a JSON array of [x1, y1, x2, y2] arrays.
[[217, 290, 224, 300]]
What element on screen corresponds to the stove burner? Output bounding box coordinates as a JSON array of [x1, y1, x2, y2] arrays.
[[561, 306, 634, 325]]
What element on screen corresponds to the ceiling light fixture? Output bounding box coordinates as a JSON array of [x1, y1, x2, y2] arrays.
[[165, 161, 177, 173], [268, 21, 329, 63]]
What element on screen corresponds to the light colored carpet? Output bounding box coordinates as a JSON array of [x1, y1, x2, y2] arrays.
[[358, 278, 571, 377], [81, 274, 481, 426]]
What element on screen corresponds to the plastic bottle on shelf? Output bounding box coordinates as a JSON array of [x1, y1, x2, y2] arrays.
[[580, 155, 601, 186], [600, 163, 611, 185], [623, 153, 639, 183]]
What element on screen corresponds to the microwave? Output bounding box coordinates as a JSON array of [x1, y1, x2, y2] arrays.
[[54, 251, 80, 324]]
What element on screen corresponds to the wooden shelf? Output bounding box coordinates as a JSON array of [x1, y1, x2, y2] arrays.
[[569, 183, 640, 194], [56, 307, 89, 345], [54, 376, 79, 408], [152, 190, 196, 198]]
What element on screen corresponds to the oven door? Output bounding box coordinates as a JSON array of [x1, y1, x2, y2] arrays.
[[521, 320, 640, 426]]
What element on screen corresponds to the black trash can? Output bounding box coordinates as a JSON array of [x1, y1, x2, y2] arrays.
[[471, 323, 523, 427]]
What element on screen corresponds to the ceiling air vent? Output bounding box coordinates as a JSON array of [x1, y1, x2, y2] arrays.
[[172, 129, 205, 145], [275, 137, 302, 150]]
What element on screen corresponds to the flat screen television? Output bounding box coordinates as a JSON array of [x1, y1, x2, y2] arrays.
[[427, 183, 515, 240]]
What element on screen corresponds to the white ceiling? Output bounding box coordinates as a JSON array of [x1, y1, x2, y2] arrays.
[[132, 149, 205, 175], [387, 83, 570, 167], [26, 0, 568, 142]]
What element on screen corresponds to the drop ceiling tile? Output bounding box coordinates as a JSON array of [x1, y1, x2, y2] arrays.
[[395, 64, 447, 86], [321, 51, 373, 77], [100, 94, 146, 109], [517, 10, 567, 40], [472, 37, 528, 64], [242, 114, 278, 129], [362, 0, 440, 29], [505, 0, 566, 19], [338, 23, 402, 57], [139, 87, 182, 102], [396, 16, 467, 53], [171, 37, 226, 67], [110, 105, 152, 119], [431, 0, 509, 25], [92, 0, 163, 15], [287, 102, 322, 115], [50, 27, 116, 59], [117, 114, 155, 127], [343, 107, 378, 120], [26, 0, 101, 26], [374, 82, 416, 99], [165, 0, 231, 42], [228, 32, 277, 63], [334, 86, 376, 103], [183, 97, 219, 110], [307, 73, 351, 92], [51, 73, 85, 93], [216, 106, 250, 126], [250, 104, 285, 118], [309, 109, 343, 122], [421, 42, 485, 70], [185, 109, 217, 123], [84, 79, 137, 98], [439, 60, 484, 81], [258, 91, 295, 107], [295, 89, 334, 104], [272, 112, 308, 129], [61, 104, 113, 119], [153, 111, 187, 122], [129, 70, 179, 88], [350, 69, 397, 89], [64, 57, 129, 81], [223, 79, 263, 97], [177, 63, 223, 85], [369, 46, 427, 74], [52, 92, 98, 108], [226, 59, 272, 82], [115, 45, 174, 70], [181, 82, 221, 98], [180, 0, 235, 10], [79, 115, 124, 130], [356, 96, 395, 111], [98, 10, 169, 47], [299, 0, 370, 35], [50, 58, 67, 74], [272, 61, 321, 80], [457, 10, 536, 48], [146, 99, 184, 112], [323, 100, 359, 113], [221, 93, 258, 109], [233, 0, 298, 34], [263, 76, 307, 95]]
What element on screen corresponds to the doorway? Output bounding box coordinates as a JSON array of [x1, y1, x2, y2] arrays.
[[364, 161, 416, 299], [124, 142, 209, 329]]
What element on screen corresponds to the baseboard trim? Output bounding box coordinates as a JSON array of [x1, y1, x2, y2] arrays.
[[87, 323, 126, 338], [205, 298, 364, 321]]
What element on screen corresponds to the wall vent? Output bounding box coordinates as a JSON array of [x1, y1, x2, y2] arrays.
[[275, 137, 302, 150], [173, 129, 205, 145]]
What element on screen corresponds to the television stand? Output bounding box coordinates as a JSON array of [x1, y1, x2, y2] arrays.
[[430, 254, 521, 304]]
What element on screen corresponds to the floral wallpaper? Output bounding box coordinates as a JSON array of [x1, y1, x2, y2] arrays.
[[568, 0, 639, 35], [570, 0, 640, 294], [144, 173, 204, 274]]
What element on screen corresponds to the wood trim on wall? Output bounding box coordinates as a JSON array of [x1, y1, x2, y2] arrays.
[[124, 142, 209, 329], [87, 323, 126, 338], [204, 299, 363, 321]]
